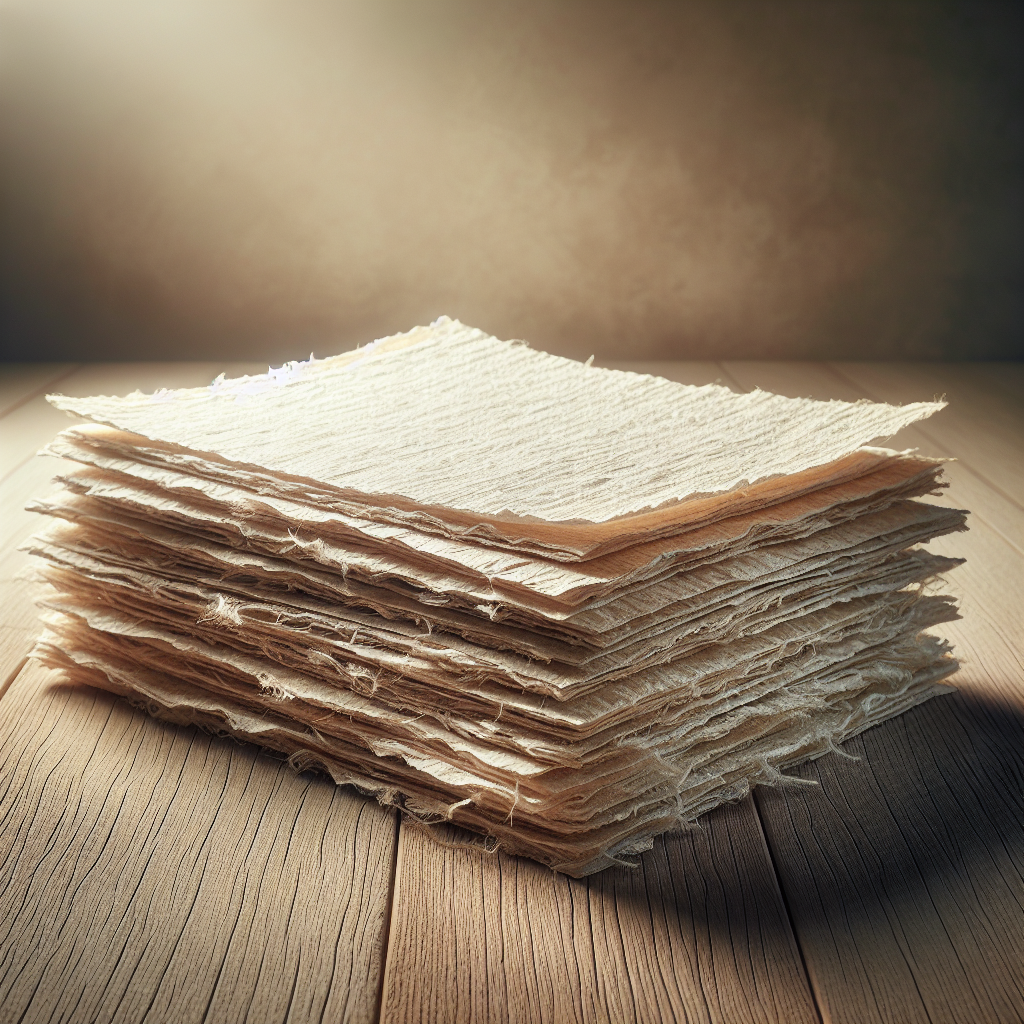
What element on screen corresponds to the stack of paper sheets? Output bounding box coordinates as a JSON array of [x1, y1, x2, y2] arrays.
[[25, 318, 967, 875]]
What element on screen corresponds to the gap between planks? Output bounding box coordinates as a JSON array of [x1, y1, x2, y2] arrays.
[[0, 658, 400, 1024]]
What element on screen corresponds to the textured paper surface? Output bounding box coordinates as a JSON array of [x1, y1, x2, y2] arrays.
[[42, 431, 950, 612], [48, 318, 944, 557], [27, 322, 967, 875]]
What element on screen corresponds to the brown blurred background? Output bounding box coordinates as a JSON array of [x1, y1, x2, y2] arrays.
[[0, 0, 1021, 363]]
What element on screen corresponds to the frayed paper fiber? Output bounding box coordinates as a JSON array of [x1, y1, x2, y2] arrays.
[[25, 317, 967, 875]]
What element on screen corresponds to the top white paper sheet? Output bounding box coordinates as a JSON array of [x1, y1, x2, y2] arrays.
[[49, 318, 943, 526]]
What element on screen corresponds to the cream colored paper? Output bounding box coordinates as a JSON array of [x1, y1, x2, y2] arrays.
[[26, 321, 967, 875], [48, 318, 943, 557]]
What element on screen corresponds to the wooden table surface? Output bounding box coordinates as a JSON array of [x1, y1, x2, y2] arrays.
[[0, 360, 1020, 1024]]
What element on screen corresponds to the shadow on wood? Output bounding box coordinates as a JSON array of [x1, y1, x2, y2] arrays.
[[381, 686, 1022, 1023], [753, 689, 1024, 1024]]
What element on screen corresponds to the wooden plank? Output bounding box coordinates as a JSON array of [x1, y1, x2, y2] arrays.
[[5, 357, 1016, 1023], [0, 364, 78, 419], [753, 684, 1023, 1024], [381, 802, 821, 1024], [723, 361, 1024, 1024], [0, 388, 79, 481], [0, 661, 398, 1024], [379, 361, 821, 1024], [830, 362, 1024, 515], [948, 362, 1024, 407]]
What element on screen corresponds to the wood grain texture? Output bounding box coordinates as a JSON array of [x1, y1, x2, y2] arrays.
[[0, 364, 78, 419], [753, 689, 1023, 1024], [381, 801, 820, 1024], [723, 360, 1024, 1024], [0, 660, 398, 1024], [946, 363, 1024, 407]]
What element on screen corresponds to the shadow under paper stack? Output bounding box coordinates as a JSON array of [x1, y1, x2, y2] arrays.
[[24, 318, 968, 875]]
